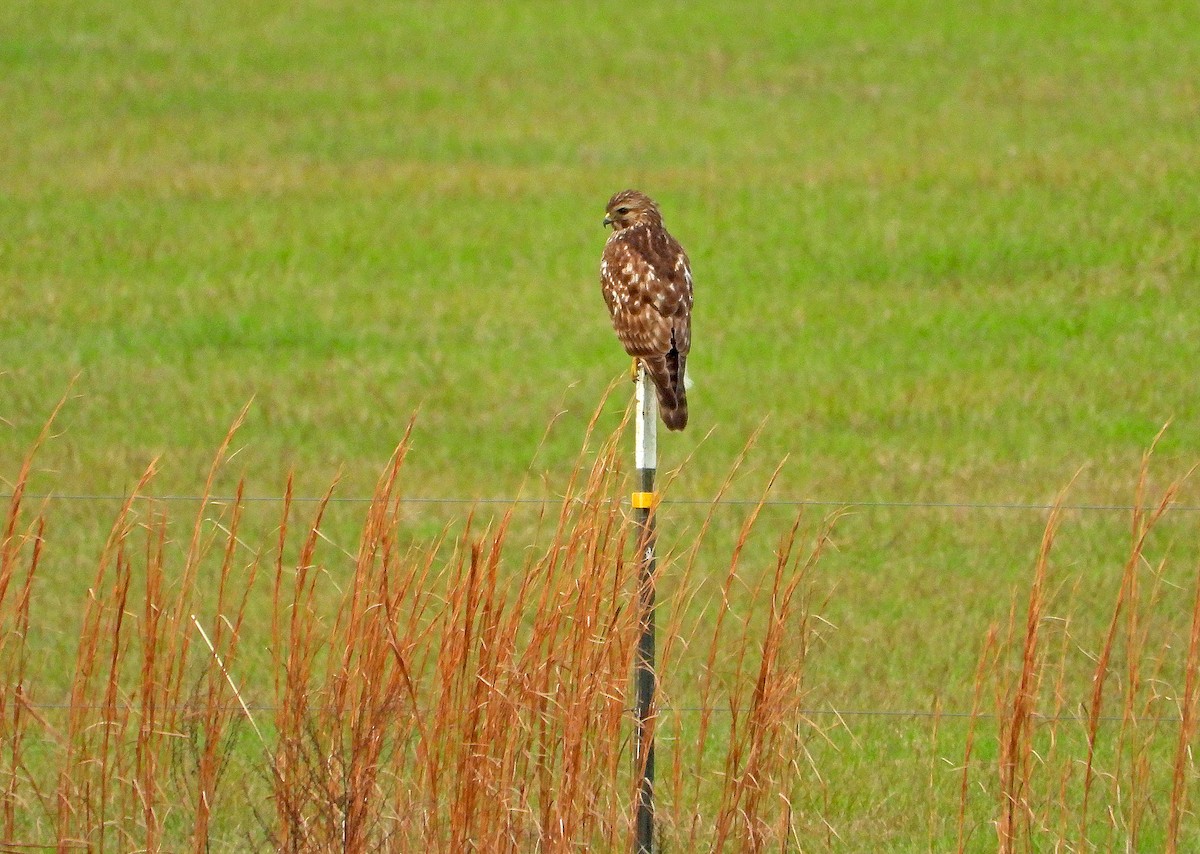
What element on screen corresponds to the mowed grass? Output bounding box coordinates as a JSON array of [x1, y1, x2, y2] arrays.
[[3, 0, 1200, 849]]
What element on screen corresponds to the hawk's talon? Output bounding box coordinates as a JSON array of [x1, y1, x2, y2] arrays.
[[631, 358, 640, 383]]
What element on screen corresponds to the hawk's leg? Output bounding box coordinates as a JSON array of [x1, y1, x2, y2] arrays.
[[630, 358, 640, 383]]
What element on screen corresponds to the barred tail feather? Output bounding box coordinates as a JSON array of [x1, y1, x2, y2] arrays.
[[660, 395, 687, 430], [644, 352, 688, 431]]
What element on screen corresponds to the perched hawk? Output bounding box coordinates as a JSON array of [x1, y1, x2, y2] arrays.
[[600, 189, 693, 431]]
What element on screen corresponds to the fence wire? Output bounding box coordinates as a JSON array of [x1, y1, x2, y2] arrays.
[[5, 492, 1200, 514], [5, 700, 1184, 725], [4, 490, 1197, 728]]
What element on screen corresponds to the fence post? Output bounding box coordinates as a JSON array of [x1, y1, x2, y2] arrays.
[[632, 364, 657, 854]]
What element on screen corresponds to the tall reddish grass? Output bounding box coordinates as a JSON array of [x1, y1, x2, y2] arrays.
[[4, 400, 1200, 851], [1, 402, 829, 851], [963, 440, 1200, 853]]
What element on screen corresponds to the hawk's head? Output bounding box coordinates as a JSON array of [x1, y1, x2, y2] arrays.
[[603, 189, 662, 231]]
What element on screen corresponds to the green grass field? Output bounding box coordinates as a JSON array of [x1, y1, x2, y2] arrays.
[[3, 1, 1200, 849]]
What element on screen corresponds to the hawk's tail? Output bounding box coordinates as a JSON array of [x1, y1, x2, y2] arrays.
[[644, 352, 688, 431]]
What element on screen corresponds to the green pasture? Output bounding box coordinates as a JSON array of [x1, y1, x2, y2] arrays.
[[3, 0, 1200, 848]]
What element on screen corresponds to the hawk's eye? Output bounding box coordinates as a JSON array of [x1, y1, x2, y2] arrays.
[[617, 206, 630, 214]]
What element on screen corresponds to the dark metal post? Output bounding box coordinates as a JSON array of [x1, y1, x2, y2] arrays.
[[633, 365, 657, 854]]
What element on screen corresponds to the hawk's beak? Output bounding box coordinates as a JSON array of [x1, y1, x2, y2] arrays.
[[602, 214, 613, 227]]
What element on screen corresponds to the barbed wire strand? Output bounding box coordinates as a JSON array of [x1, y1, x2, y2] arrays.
[[7, 700, 1184, 724], [5, 493, 1194, 727], [4, 492, 1199, 513]]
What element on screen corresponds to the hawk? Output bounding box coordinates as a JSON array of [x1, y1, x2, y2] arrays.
[[600, 189, 693, 431]]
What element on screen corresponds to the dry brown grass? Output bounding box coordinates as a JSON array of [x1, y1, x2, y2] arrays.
[[961, 439, 1200, 853], [1, 402, 833, 851], [3, 402, 1200, 851]]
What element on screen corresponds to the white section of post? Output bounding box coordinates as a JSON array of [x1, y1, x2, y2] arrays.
[[635, 364, 657, 471]]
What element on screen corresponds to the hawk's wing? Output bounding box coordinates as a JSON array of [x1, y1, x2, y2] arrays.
[[601, 229, 692, 359]]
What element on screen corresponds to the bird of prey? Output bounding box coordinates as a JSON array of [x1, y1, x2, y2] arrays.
[[600, 189, 693, 431]]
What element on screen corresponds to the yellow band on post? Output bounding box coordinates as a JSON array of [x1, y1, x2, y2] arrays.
[[631, 491, 657, 509]]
